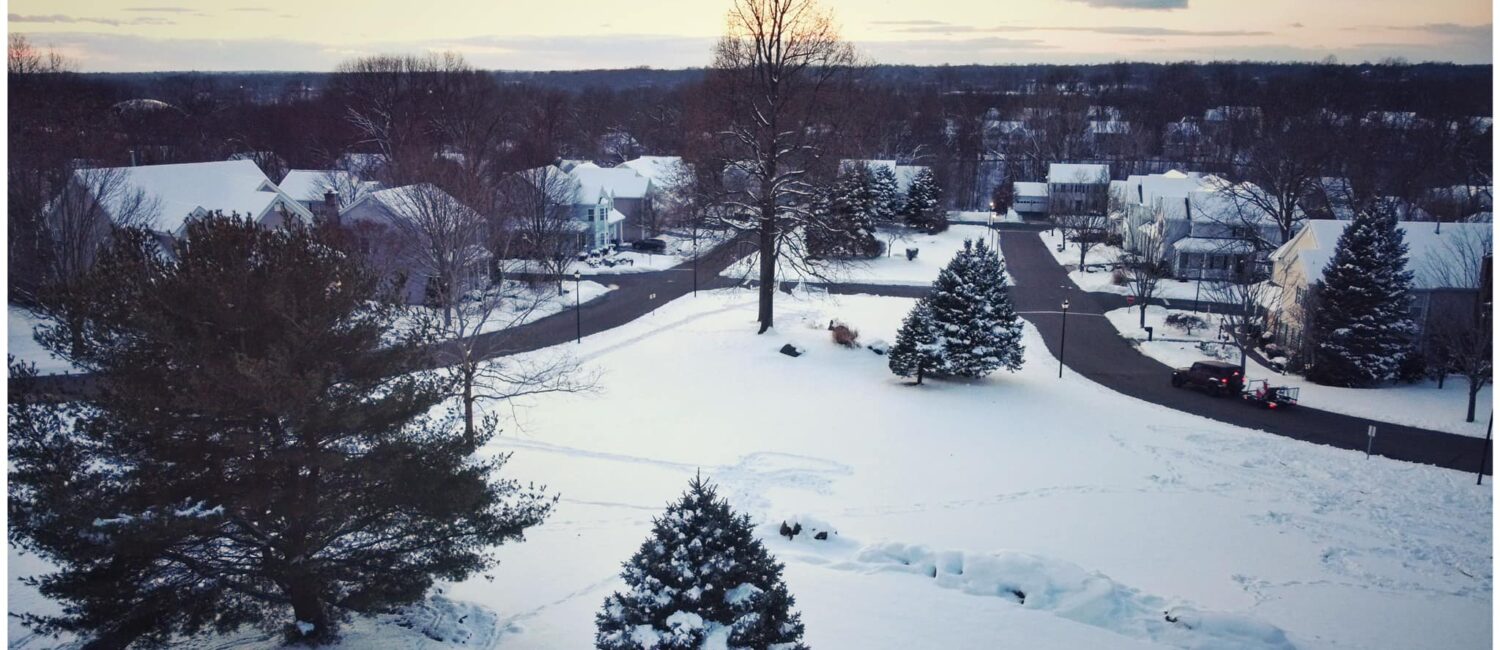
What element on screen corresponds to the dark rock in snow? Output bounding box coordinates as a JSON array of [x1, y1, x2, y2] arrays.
[[779, 344, 803, 358]]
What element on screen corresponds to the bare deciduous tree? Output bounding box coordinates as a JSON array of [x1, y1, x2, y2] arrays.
[[1207, 265, 1273, 372], [704, 0, 858, 333], [1423, 226, 1493, 422], [1122, 218, 1169, 328], [381, 181, 490, 326], [504, 166, 581, 295], [47, 167, 162, 286]]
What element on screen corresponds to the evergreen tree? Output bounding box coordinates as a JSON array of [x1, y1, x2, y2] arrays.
[[1306, 211, 1417, 387], [925, 238, 1025, 377], [870, 164, 902, 225], [596, 476, 807, 650], [807, 168, 882, 259], [889, 300, 943, 384], [9, 216, 554, 647], [902, 167, 945, 233]]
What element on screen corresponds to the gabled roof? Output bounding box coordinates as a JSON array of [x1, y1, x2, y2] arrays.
[[570, 163, 651, 200], [344, 183, 483, 225], [620, 156, 687, 184], [278, 170, 380, 203], [74, 159, 311, 234]]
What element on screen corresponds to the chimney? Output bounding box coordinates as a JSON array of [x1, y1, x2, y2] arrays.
[[323, 189, 340, 227]]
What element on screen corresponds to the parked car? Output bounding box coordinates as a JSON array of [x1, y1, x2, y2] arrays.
[[1170, 360, 1244, 397], [632, 238, 667, 253]]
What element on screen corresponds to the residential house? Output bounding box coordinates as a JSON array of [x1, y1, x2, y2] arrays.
[[278, 170, 382, 220], [1162, 119, 1207, 159], [1164, 188, 1280, 280], [516, 165, 627, 253], [1267, 220, 1492, 355], [569, 162, 655, 241], [1046, 163, 1110, 217], [1111, 169, 1214, 253], [1012, 182, 1049, 217], [1083, 120, 1133, 157], [64, 159, 314, 237], [339, 184, 491, 305]]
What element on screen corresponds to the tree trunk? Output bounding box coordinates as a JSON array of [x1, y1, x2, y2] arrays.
[[1467, 378, 1481, 423], [756, 203, 776, 334], [462, 377, 474, 443], [287, 576, 334, 645], [916, 363, 924, 385]]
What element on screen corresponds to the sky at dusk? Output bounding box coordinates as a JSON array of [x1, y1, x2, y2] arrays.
[[8, 0, 1493, 72]]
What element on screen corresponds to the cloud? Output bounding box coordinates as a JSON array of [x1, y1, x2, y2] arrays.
[[893, 24, 1267, 37], [1065, 0, 1189, 8], [231, 7, 273, 11], [9, 13, 173, 26], [868, 19, 950, 26], [123, 6, 196, 11]]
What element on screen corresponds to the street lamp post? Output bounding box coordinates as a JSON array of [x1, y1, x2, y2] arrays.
[[574, 269, 582, 343], [1059, 298, 1070, 378], [692, 225, 699, 297]]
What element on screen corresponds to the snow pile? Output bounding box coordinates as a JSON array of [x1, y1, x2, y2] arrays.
[[847, 543, 1292, 650]]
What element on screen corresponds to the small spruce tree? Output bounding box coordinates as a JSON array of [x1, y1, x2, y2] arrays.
[[870, 164, 903, 225], [902, 167, 945, 233], [807, 167, 882, 259], [596, 476, 807, 650], [926, 238, 1025, 377], [889, 300, 943, 384], [1306, 211, 1417, 387]]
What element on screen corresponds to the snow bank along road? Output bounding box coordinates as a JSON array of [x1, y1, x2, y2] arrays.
[[992, 225, 1489, 475]]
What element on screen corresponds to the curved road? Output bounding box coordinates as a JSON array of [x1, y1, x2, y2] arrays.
[[992, 225, 1489, 475]]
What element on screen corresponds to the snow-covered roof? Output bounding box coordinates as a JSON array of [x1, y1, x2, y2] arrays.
[[1014, 181, 1048, 197], [620, 156, 686, 184], [74, 159, 310, 234], [1086, 120, 1131, 135], [347, 183, 483, 225], [278, 170, 379, 203], [1276, 219, 1492, 290], [570, 164, 651, 201], [1119, 170, 1210, 212], [1048, 163, 1109, 184]]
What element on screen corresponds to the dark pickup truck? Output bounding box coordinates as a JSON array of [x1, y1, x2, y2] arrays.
[[1171, 360, 1244, 397]]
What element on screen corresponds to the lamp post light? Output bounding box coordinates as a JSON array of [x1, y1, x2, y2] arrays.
[[1059, 298, 1070, 378], [574, 269, 582, 343]]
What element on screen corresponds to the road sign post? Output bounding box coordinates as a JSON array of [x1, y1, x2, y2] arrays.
[[1366, 425, 1376, 459]]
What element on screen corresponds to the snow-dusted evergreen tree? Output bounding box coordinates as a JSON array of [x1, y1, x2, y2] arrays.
[[870, 164, 902, 225], [889, 300, 943, 384], [902, 167, 946, 233], [1306, 211, 1417, 387], [925, 238, 1025, 377], [807, 167, 882, 259], [595, 476, 807, 650]]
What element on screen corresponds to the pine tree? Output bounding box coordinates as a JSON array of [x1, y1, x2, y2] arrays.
[[870, 164, 902, 225], [1306, 211, 1417, 387], [807, 167, 882, 259], [925, 238, 1025, 377], [902, 167, 946, 233], [596, 476, 807, 650], [9, 216, 554, 647], [889, 299, 943, 384]]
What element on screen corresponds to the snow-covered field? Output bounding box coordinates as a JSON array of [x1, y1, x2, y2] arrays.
[[1106, 304, 1494, 437], [10, 291, 1491, 649], [8, 306, 82, 375], [721, 224, 1012, 287], [394, 280, 613, 338]]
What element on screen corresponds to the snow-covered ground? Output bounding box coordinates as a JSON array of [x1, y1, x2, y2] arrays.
[[581, 230, 738, 276], [949, 209, 1023, 225], [721, 224, 1011, 287], [1106, 304, 1493, 437], [11, 290, 1491, 649], [391, 280, 613, 339], [1038, 229, 1236, 302], [8, 306, 83, 375]]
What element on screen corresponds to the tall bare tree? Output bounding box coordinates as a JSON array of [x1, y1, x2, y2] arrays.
[[504, 165, 581, 295], [703, 0, 858, 333], [46, 167, 162, 286], [1207, 265, 1273, 372], [1121, 218, 1169, 328], [381, 181, 490, 326], [1423, 227, 1493, 422]]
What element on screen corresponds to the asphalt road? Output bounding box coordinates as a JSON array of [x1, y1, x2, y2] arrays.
[[994, 226, 1491, 475]]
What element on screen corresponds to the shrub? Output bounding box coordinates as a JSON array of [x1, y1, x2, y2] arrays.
[[831, 323, 859, 347]]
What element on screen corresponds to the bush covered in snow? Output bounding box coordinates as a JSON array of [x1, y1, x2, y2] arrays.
[[595, 476, 808, 650]]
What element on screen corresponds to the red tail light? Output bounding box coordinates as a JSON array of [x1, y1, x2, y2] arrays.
[[1269, 402, 1278, 409], [1220, 378, 1228, 384]]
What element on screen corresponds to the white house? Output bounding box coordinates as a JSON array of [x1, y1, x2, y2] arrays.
[[1012, 182, 1049, 216], [1112, 169, 1214, 252], [567, 162, 651, 240], [67, 159, 313, 237], [1046, 163, 1110, 216]]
